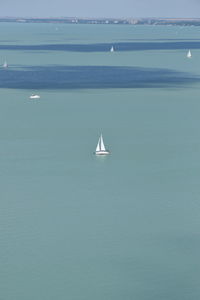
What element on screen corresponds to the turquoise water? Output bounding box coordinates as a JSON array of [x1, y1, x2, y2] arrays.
[[0, 23, 200, 300]]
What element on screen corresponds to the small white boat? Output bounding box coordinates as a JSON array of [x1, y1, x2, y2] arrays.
[[187, 50, 192, 58], [29, 94, 40, 99], [95, 134, 110, 155], [110, 46, 114, 52], [3, 60, 8, 68]]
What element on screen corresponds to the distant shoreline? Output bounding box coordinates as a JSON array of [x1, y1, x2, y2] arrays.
[[1, 17, 200, 26]]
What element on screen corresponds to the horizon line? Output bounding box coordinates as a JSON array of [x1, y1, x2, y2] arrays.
[[0, 16, 200, 20]]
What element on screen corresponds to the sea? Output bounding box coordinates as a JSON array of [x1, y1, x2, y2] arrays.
[[0, 22, 200, 300]]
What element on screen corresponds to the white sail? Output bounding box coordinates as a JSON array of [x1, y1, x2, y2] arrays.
[[3, 61, 8, 68], [100, 134, 106, 151], [95, 134, 110, 155], [110, 46, 114, 52], [96, 137, 101, 152], [187, 50, 192, 58]]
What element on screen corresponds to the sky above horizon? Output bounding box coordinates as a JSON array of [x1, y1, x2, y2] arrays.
[[1, 0, 200, 18]]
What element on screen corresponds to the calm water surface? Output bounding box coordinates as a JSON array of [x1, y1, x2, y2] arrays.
[[0, 23, 200, 300]]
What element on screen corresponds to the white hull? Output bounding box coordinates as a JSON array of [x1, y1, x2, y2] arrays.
[[95, 150, 110, 155], [29, 95, 40, 99]]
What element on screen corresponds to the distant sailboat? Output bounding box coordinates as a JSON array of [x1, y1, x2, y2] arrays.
[[187, 50, 192, 58], [29, 94, 40, 99], [3, 60, 8, 68], [110, 46, 114, 52], [95, 134, 110, 155]]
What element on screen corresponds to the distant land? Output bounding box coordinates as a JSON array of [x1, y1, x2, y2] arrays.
[[1, 17, 200, 26]]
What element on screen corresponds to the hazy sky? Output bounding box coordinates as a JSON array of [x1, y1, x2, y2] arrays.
[[1, 0, 200, 18]]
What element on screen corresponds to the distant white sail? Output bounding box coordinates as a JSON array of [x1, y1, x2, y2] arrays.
[[3, 60, 8, 68], [100, 134, 106, 151], [110, 46, 114, 52], [187, 50, 192, 58], [96, 137, 101, 152], [95, 134, 110, 155]]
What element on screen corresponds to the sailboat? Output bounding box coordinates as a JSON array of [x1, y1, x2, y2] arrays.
[[187, 50, 192, 58], [29, 94, 40, 99], [3, 60, 8, 68], [110, 46, 114, 52], [95, 134, 110, 155]]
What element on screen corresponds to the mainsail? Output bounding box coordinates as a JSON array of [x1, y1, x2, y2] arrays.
[[3, 61, 8, 68], [100, 134, 106, 151], [96, 137, 101, 152], [187, 50, 192, 58], [96, 134, 106, 152]]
